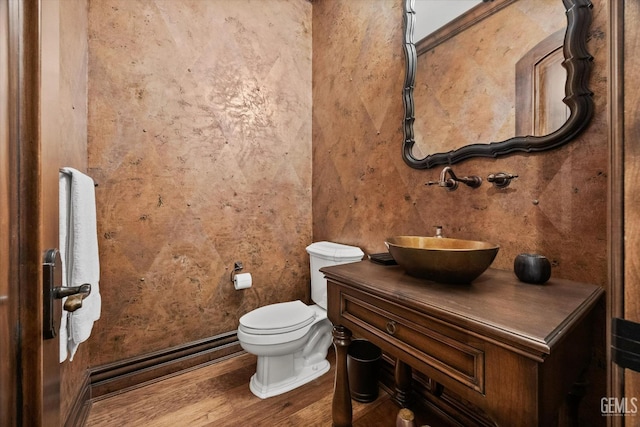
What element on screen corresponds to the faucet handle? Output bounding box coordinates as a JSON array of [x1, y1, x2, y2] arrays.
[[487, 172, 518, 188], [459, 175, 482, 188], [434, 225, 443, 238]]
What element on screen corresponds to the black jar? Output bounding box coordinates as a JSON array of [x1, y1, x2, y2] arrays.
[[514, 253, 551, 284]]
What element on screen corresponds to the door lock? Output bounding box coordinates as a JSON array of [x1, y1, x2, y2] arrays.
[[43, 248, 92, 339]]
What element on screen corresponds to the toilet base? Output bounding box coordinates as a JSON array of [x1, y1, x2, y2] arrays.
[[249, 359, 330, 399]]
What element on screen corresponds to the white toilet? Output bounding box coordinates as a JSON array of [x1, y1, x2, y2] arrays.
[[237, 241, 364, 399]]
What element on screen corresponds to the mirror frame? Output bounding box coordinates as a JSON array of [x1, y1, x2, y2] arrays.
[[402, 0, 595, 169]]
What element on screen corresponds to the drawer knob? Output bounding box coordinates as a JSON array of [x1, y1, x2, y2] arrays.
[[386, 320, 397, 335]]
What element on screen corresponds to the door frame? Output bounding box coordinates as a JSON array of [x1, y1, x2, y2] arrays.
[[1, 0, 51, 425], [608, 0, 624, 425], [607, 1, 640, 426]]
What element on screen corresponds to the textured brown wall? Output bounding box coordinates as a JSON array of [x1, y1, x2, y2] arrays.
[[57, 0, 90, 421], [312, 0, 608, 286], [312, 0, 608, 423], [86, 0, 312, 366]]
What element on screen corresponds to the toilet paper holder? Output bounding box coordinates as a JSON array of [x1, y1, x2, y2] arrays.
[[230, 261, 243, 282]]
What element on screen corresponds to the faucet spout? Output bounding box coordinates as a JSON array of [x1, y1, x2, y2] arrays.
[[426, 166, 482, 191], [440, 166, 453, 183], [439, 166, 459, 190]]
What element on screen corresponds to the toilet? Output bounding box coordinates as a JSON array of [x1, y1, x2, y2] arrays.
[[237, 241, 364, 399]]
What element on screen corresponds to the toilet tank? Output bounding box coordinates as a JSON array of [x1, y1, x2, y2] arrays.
[[306, 242, 364, 310]]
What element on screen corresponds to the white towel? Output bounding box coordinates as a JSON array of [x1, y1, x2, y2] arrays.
[[59, 167, 101, 362]]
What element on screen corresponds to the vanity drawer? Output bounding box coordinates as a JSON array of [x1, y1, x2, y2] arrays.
[[339, 289, 485, 394]]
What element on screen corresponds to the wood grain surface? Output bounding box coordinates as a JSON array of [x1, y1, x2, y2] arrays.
[[86, 351, 447, 427]]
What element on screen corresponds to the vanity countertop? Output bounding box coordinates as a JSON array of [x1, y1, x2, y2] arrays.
[[321, 260, 603, 360]]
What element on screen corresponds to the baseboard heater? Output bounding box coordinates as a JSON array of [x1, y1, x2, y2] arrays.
[[65, 332, 242, 427], [90, 331, 243, 399]]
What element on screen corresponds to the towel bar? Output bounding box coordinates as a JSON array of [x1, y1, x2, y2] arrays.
[[59, 168, 99, 187]]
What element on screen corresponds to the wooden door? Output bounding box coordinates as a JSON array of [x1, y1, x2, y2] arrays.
[[0, 0, 17, 424], [1, 1, 62, 425], [610, 1, 640, 426], [622, 0, 640, 420]]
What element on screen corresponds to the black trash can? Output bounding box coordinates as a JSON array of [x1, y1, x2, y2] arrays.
[[347, 339, 382, 403]]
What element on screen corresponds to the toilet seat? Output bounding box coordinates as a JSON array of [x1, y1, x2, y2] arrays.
[[239, 300, 316, 335]]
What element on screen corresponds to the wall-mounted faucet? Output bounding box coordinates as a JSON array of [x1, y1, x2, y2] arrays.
[[487, 172, 518, 188], [426, 166, 482, 191]]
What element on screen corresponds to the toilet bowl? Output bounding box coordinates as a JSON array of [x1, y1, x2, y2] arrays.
[[237, 242, 364, 399], [238, 301, 333, 398]]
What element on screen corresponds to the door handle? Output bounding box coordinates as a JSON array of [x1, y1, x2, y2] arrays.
[[43, 248, 92, 339], [55, 283, 91, 312]]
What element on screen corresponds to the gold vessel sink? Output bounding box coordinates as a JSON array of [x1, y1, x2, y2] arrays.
[[385, 236, 499, 284]]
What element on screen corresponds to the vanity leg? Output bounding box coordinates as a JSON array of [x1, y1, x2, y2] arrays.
[[332, 325, 352, 427], [394, 359, 414, 408]]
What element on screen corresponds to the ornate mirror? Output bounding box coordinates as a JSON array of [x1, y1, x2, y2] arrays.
[[402, 0, 594, 169]]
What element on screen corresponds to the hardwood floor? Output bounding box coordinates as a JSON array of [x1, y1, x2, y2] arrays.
[[85, 350, 432, 427]]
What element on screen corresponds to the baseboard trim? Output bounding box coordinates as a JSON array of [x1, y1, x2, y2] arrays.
[[63, 372, 91, 427], [89, 331, 243, 400]]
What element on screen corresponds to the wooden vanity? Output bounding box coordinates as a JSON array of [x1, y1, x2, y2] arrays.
[[322, 261, 603, 427]]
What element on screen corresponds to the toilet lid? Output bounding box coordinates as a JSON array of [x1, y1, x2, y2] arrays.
[[239, 300, 315, 335]]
